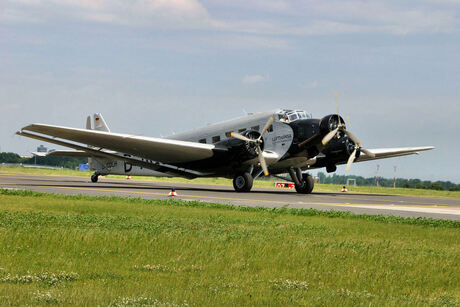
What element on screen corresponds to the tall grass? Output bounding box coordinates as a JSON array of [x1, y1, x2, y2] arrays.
[[0, 190, 459, 306]]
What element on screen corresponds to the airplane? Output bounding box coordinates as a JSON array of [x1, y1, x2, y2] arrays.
[[16, 108, 434, 193]]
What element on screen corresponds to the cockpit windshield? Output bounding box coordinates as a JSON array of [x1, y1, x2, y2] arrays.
[[277, 109, 310, 123]]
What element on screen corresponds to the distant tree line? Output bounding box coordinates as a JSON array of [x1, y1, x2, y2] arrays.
[[316, 172, 460, 191], [0, 152, 87, 169]]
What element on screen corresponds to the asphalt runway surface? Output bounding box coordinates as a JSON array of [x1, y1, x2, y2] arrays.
[[1, 172, 459, 220]]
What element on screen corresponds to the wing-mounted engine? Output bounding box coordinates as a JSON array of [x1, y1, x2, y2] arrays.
[[288, 114, 344, 157], [307, 135, 360, 173], [215, 130, 263, 162], [323, 135, 360, 161], [319, 114, 346, 139]]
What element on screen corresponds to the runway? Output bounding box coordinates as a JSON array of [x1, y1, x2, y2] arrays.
[[1, 172, 459, 220]]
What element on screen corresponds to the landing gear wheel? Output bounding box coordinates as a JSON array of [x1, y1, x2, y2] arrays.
[[91, 173, 99, 183], [233, 172, 253, 192], [295, 174, 314, 194]]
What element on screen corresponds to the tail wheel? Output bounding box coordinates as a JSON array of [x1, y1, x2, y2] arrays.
[[91, 173, 99, 183], [233, 172, 253, 192], [295, 174, 314, 194]]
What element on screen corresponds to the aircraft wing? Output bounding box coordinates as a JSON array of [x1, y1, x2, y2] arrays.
[[354, 146, 434, 162], [19, 124, 219, 164], [47, 150, 95, 157], [305, 146, 434, 170], [325, 146, 435, 168]]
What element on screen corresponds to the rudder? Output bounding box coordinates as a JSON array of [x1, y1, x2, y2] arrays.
[[93, 113, 110, 132]]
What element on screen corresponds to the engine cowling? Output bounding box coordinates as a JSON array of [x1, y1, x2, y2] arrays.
[[319, 114, 345, 134], [324, 135, 360, 160], [215, 130, 263, 161]]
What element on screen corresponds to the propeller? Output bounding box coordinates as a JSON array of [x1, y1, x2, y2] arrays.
[[344, 116, 375, 172], [231, 116, 274, 176], [321, 94, 375, 172]]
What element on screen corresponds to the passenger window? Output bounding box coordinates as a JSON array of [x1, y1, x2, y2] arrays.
[[212, 136, 220, 143], [251, 125, 260, 131], [199, 138, 206, 144], [238, 128, 246, 133], [225, 131, 233, 137]]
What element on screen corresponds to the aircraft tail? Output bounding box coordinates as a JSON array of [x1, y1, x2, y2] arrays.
[[93, 113, 110, 132], [86, 116, 92, 130], [85, 113, 111, 170]]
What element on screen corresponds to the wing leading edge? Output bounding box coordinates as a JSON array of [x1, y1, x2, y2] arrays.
[[19, 124, 219, 164], [355, 146, 434, 162]]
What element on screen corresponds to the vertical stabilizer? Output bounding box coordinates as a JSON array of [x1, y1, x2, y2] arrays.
[[86, 116, 92, 130], [93, 113, 110, 132]]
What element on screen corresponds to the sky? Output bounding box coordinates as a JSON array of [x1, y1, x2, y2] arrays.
[[1, 0, 459, 183]]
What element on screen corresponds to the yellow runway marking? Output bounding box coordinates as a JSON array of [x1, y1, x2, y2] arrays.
[[1, 182, 459, 213], [17, 184, 458, 210], [0, 173, 456, 207], [0, 173, 459, 209]]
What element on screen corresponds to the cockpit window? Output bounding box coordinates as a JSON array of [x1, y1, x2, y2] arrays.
[[289, 113, 298, 121], [278, 109, 310, 123]]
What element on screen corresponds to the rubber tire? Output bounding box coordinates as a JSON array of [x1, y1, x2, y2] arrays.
[[233, 172, 254, 192], [91, 174, 99, 183], [295, 174, 314, 194]]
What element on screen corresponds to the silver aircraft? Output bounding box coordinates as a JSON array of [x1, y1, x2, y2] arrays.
[[17, 109, 433, 193]]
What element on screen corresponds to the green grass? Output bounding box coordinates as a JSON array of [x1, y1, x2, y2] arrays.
[[1, 165, 460, 199], [0, 189, 459, 306]]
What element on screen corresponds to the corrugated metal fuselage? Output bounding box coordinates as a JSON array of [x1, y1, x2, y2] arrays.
[[92, 110, 296, 177]]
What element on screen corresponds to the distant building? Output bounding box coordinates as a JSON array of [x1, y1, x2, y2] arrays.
[[37, 145, 48, 153]]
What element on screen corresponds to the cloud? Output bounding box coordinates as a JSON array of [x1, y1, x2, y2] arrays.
[[207, 35, 290, 50], [242, 75, 269, 84], [1, 0, 458, 36], [304, 81, 319, 89], [1, 0, 209, 26]]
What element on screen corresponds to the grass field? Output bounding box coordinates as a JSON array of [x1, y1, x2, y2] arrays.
[[0, 189, 459, 306], [1, 165, 459, 199]]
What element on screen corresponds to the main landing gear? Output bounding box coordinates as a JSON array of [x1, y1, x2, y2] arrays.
[[233, 172, 253, 192], [288, 168, 314, 194], [91, 172, 99, 183]]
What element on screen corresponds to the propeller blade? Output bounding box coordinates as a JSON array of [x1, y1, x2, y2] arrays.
[[346, 116, 353, 131], [322, 127, 339, 145], [345, 148, 357, 172], [231, 132, 252, 142], [257, 146, 269, 176], [259, 116, 274, 139], [360, 148, 376, 158], [335, 92, 341, 126], [343, 129, 361, 146]]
